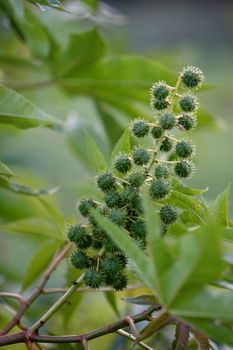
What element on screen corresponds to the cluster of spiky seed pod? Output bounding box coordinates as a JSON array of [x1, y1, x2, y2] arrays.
[[68, 66, 204, 291]]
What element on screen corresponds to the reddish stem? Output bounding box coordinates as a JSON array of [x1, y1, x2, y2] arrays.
[[0, 243, 72, 336]]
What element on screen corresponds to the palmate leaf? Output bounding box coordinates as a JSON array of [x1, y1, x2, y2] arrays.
[[0, 84, 62, 129]]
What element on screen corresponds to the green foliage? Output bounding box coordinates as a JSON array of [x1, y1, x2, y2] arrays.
[[0, 84, 62, 129]]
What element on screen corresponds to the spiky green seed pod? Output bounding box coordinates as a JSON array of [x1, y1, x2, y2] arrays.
[[151, 81, 170, 99], [92, 225, 108, 242], [178, 113, 196, 131], [179, 94, 198, 112], [153, 98, 170, 111], [105, 191, 122, 208], [149, 179, 170, 200], [131, 119, 150, 138], [159, 112, 176, 130], [160, 205, 178, 225], [181, 66, 204, 89], [105, 239, 122, 253], [101, 256, 124, 276], [134, 236, 147, 250], [115, 253, 128, 268], [125, 171, 145, 188], [132, 148, 150, 166], [114, 154, 132, 173], [71, 251, 90, 269], [122, 186, 140, 207], [78, 198, 96, 217], [154, 164, 169, 179], [92, 239, 103, 249], [97, 172, 116, 193], [130, 220, 146, 239], [176, 140, 194, 158], [109, 209, 127, 227], [175, 160, 193, 178], [68, 224, 92, 249], [84, 269, 103, 289], [111, 271, 128, 291], [127, 195, 143, 214], [151, 126, 163, 139], [160, 137, 173, 152]]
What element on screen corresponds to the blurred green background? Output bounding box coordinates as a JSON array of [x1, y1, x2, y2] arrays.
[[0, 0, 233, 349]]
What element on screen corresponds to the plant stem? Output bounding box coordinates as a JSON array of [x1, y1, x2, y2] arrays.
[[0, 243, 72, 335], [0, 305, 158, 346], [116, 329, 154, 350], [29, 274, 85, 333], [0, 292, 28, 305]]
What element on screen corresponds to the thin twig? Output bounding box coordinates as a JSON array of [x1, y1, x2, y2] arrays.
[[116, 329, 154, 350], [41, 283, 143, 294], [0, 292, 28, 305], [0, 243, 72, 335]]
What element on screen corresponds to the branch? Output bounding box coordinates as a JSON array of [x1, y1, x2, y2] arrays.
[[0, 292, 28, 305], [41, 283, 143, 294], [32, 304, 159, 343], [0, 305, 159, 346], [0, 243, 72, 335]]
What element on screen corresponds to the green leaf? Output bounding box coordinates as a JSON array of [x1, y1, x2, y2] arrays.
[[0, 161, 15, 178], [60, 55, 176, 119], [1, 0, 56, 59], [84, 130, 108, 172], [161, 219, 223, 307], [22, 241, 59, 290], [37, 198, 65, 232], [93, 211, 157, 295], [4, 217, 63, 241], [197, 107, 220, 131], [27, 0, 62, 9], [165, 190, 207, 225], [81, 0, 98, 11], [0, 84, 62, 129], [122, 295, 158, 306], [214, 184, 231, 226], [104, 291, 119, 317], [171, 286, 233, 321], [95, 101, 125, 147], [0, 175, 59, 197], [184, 316, 233, 346], [142, 192, 173, 302], [54, 28, 106, 78], [111, 127, 131, 161], [172, 178, 208, 196]]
